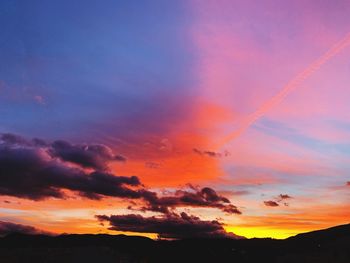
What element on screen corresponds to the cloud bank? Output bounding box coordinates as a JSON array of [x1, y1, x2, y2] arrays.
[[0, 133, 241, 238], [96, 212, 242, 239], [0, 221, 52, 236]]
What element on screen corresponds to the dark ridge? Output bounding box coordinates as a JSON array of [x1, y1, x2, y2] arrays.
[[288, 223, 350, 242], [1, 223, 350, 262]]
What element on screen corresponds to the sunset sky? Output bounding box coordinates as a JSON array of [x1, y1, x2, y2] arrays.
[[1, 0, 350, 239]]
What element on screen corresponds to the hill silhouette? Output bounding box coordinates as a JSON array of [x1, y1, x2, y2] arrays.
[[1, 223, 350, 262]]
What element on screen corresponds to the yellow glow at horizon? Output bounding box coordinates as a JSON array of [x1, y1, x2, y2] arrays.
[[225, 226, 301, 239]]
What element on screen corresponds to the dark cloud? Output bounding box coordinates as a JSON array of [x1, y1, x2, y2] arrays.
[[203, 151, 219, 157], [0, 221, 53, 236], [264, 200, 279, 207], [192, 148, 230, 158], [114, 155, 127, 162], [0, 133, 30, 146], [0, 133, 241, 218], [96, 212, 241, 239], [0, 139, 141, 200], [278, 194, 292, 200], [0, 133, 127, 171], [50, 140, 126, 170], [139, 187, 241, 215], [347, 181, 350, 186], [264, 194, 292, 207], [276, 194, 292, 206]]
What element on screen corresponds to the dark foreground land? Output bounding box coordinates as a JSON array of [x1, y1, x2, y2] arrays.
[[1, 223, 350, 263]]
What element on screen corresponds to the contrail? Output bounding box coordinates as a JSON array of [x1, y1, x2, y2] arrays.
[[216, 32, 350, 149]]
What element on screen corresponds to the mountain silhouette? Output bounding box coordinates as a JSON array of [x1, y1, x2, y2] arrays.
[[1, 223, 350, 262]]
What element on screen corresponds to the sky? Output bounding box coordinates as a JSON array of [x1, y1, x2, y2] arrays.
[[0, 0, 350, 239]]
